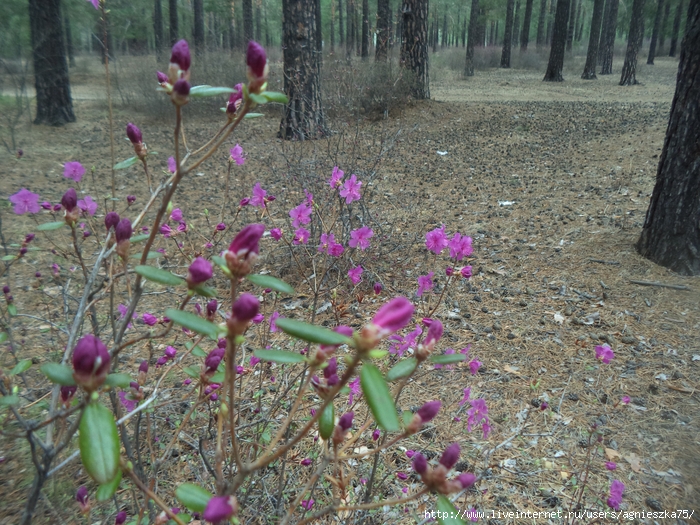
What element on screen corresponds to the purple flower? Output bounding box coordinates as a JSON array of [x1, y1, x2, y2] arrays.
[[468, 359, 482, 375], [115, 218, 132, 243], [338, 411, 354, 430], [227, 84, 244, 114], [126, 195, 136, 205], [328, 242, 344, 257], [605, 462, 617, 471], [405, 450, 416, 458], [456, 473, 476, 489], [60, 385, 77, 403], [621, 396, 631, 404], [168, 156, 177, 173], [412, 453, 428, 475], [373, 282, 383, 294], [172, 79, 191, 104], [160, 224, 172, 237], [105, 211, 120, 231], [207, 299, 218, 318], [269, 311, 280, 332], [170, 39, 191, 73], [372, 297, 414, 338], [348, 377, 361, 405], [293, 227, 310, 245], [164, 346, 177, 359], [41, 201, 52, 210], [118, 391, 137, 412], [416, 272, 434, 297], [425, 319, 443, 346], [595, 344, 615, 364], [445, 266, 454, 276], [467, 398, 490, 438], [328, 166, 344, 188], [250, 355, 261, 367], [64, 161, 85, 182], [372, 428, 381, 440], [252, 313, 264, 324], [461, 266, 473, 279], [339, 174, 362, 204], [449, 232, 473, 260], [157, 71, 169, 84], [607, 480, 625, 510], [61, 188, 78, 212], [425, 226, 448, 254], [417, 400, 441, 423], [126, 123, 142, 145], [348, 265, 363, 285], [77, 195, 98, 216], [289, 203, 312, 228], [318, 232, 336, 253], [71, 334, 110, 390], [349, 226, 374, 251], [246, 41, 268, 83], [228, 223, 265, 259], [87, 0, 99, 10], [439, 442, 461, 470], [396, 471, 408, 480], [139, 360, 149, 373], [205, 348, 225, 373], [115, 511, 127, 525], [300, 458, 312, 466], [300, 499, 314, 510], [232, 293, 260, 322], [9, 188, 40, 215], [239, 198, 250, 207], [230, 144, 245, 165], [169, 208, 182, 222], [187, 257, 213, 287], [203, 495, 237, 523], [250, 183, 268, 207], [142, 312, 158, 326], [76, 485, 89, 506], [270, 228, 282, 241]]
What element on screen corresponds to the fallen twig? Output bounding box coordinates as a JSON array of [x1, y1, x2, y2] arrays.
[[589, 258, 620, 265], [629, 280, 691, 291]]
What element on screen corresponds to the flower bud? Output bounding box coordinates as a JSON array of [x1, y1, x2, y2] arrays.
[[187, 257, 213, 288], [412, 453, 428, 475], [371, 297, 414, 338], [76, 486, 89, 512], [115, 218, 132, 243], [338, 411, 353, 430], [126, 195, 136, 205], [439, 442, 460, 470], [164, 346, 177, 359], [60, 385, 77, 405], [105, 211, 120, 231], [157, 71, 169, 84], [246, 41, 268, 94], [171, 79, 190, 106], [425, 319, 443, 346], [115, 511, 127, 525], [126, 123, 142, 145], [72, 334, 111, 391], [460, 266, 472, 279], [61, 188, 77, 211], [139, 360, 149, 374], [407, 400, 441, 434], [206, 299, 218, 319], [203, 495, 237, 523], [25, 233, 35, 243], [232, 293, 260, 322], [168, 39, 191, 83], [226, 83, 243, 116], [224, 223, 265, 277], [373, 282, 382, 295], [204, 348, 225, 374], [456, 472, 476, 489]]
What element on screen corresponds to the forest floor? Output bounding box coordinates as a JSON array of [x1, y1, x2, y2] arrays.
[[1, 53, 699, 524]]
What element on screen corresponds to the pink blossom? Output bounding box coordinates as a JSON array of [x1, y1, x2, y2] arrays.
[[77, 195, 98, 216], [348, 377, 361, 405], [468, 359, 482, 375], [459, 387, 471, 406], [250, 183, 268, 208], [467, 398, 490, 438], [349, 226, 374, 251], [293, 228, 310, 245], [461, 266, 473, 279], [64, 161, 85, 182], [416, 272, 434, 297], [250, 356, 261, 366], [605, 462, 617, 470], [621, 396, 631, 404], [269, 311, 280, 332], [170, 208, 182, 221], [142, 313, 158, 326], [300, 499, 314, 510], [348, 266, 363, 285], [388, 324, 421, 357], [9, 189, 41, 215], [339, 174, 362, 204], [328, 243, 344, 257], [168, 156, 177, 173], [425, 226, 448, 254], [118, 391, 137, 412], [289, 203, 312, 228], [449, 232, 473, 260], [160, 224, 172, 237], [252, 313, 264, 324], [607, 480, 625, 510], [88, 0, 100, 9], [230, 144, 245, 165], [270, 228, 282, 241], [328, 166, 344, 188], [595, 344, 615, 364], [318, 232, 336, 253]]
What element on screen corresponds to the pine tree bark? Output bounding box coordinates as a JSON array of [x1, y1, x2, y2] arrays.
[[575, 6, 585, 40], [659, 0, 670, 51], [243, 0, 253, 43], [501, 0, 516, 66], [169, 0, 179, 45], [543, 0, 571, 80], [567, 0, 577, 51], [331, 0, 336, 51], [582, 0, 605, 78], [669, 0, 684, 56], [637, 0, 700, 275], [536, 0, 548, 47], [513, 1, 522, 44], [362, 0, 369, 57], [465, 0, 479, 75], [401, 0, 430, 98], [620, 0, 645, 84], [279, 0, 328, 140], [520, 0, 535, 50], [193, 0, 205, 53], [339, 0, 345, 44], [648, 0, 665, 63], [546, 0, 556, 43], [376, 0, 391, 60], [442, 14, 448, 47], [347, 0, 355, 59], [599, 0, 618, 73], [257, 2, 263, 42], [64, 15, 75, 67], [29, 0, 75, 126], [154, 0, 164, 59]]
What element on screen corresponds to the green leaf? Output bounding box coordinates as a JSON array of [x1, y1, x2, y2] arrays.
[[135, 265, 185, 286], [430, 354, 467, 365], [36, 221, 65, 231], [253, 349, 306, 364], [9, 359, 32, 376], [0, 394, 19, 407], [246, 274, 294, 295], [274, 318, 353, 347], [183, 365, 200, 379], [40, 363, 76, 386], [96, 469, 122, 502], [211, 255, 232, 277], [113, 156, 139, 170], [130, 251, 161, 260], [192, 285, 217, 298], [165, 309, 223, 340], [79, 402, 121, 485], [1, 255, 16, 261], [318, 402, 335, 441], [8, 304, 17, 316], [244, 112, 264, 119], [185, 342, 207, 357], [189, 85, 235, 98], [209, 371, 225, 383], [248, 93, 267, 105], [104, 373, 132, 388], [131, 234, 150, 243], [0, 332, 7, 343], [436, 494, 467, 525], [360, 364, 400, 432], [262, 91, 289, 104], [368, 349, 388, 359], [386, 358, 418, 381], [175, 483, 213, 513]]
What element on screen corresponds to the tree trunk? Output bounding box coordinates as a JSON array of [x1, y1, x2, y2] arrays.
[[29, 0, 75, 126], [546, 0, 556, 43], [442, 14, 448, 47], [567, 0, 577, 51], [543, 0, 571, 80], [620, 0, 645, 84], [280, 0, 328, 140], [520, 0, 534, 50], [659, 0, 670, 51], [637, 0, 700, 275], [669, 0, 684, 56], [169, 0, 178, 45], [64, 15, 75, 67], [401, 0, 430, 98], [256, 2, 263, 42], [243, 0, 253, 43], [465, 0, 479, 74], [576, 6, 585, 41], [362, 0, 369, 56], [356, 7, 360, 54], [648, 0, 665, 63], [154, 0, 164, 59], [376, 0, 391, 59], [599, 0, 618, 73], [193, 0, 205, 53], [331, 0, 336, 51], [347, 0, 354, 59], [339, 0, 344, 45], [513, 1, 522, 45], [581, 0, 605, 78], [536, 0, 547, 47], [501, 0, 516, 66]]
